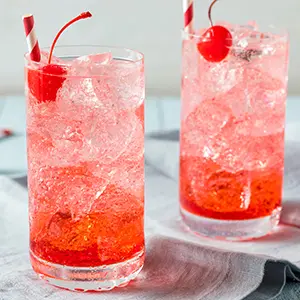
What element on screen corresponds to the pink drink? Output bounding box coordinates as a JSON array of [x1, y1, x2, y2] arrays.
[[26, 47, 145, 290], [180, 23, 289, 240]]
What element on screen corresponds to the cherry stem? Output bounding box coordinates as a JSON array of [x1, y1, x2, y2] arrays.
[[208, 0, 218, 27], [48, 12, 92, 64]]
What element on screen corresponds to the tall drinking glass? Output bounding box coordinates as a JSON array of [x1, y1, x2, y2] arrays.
[[180, 25, 289, 240], [25, 46, 145, 290]]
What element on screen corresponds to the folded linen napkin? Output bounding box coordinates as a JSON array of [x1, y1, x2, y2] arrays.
[[144, 122, 300, 299]]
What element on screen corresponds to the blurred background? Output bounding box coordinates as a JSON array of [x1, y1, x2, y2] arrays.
[[0, 0, 299, 96]]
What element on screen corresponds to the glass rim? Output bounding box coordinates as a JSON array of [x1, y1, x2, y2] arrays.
[[181, 24, 289, 41], [24, 44, 144, 66], [24, 45, 144, 79]]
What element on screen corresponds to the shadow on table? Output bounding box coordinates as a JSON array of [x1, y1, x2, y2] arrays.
[[107, 234, 300, 300], [147, 129, 179, 141], [249, 225, 300, 244], [108, 236, 246, 299], [281, 201, 300, 228], [14, 175, 27, 188], [281, 140, 300, 228]]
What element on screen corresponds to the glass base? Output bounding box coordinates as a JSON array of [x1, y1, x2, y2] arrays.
[[180, 207, 281, 241], [30, 250, 144, 291]]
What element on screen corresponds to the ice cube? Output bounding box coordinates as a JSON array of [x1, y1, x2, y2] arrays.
[[213, 67, 286, 120], [250, 41, 288, 82], [214, 84, 250, 119], [30, 164, 114, 220], [92, 59, 144, 111], [69, 53, 113, 76], [198, 57, 245, 100], [67, 176, 112, 219], [182, 39, 200, 79], [236, 114, 285, 137], [44, 211, 103, 251], [57, 54, 143, 116], [108, 114, 144, 196], [208, 122, 284, 172], [204, 169, 252, 212], [182, 100, 232, 156], [82, 111, 141, 164], [118, 112, 144, 162], [52, 80, 143, 166], [245, 68, 284, 91], [27, 101, 59, 165], [181, 77, 203, 121], [110, 159, 144, 197], [74, 53, 112, 64], [230, 24, 261, 48], [56, 76, 102, 122], [56, 53, 113, 118]]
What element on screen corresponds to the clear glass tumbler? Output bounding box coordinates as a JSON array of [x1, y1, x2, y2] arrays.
[[25, 46, 145, 291], [180, 25, 289, 240]]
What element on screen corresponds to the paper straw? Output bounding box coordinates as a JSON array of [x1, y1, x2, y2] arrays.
[[23, 14, 41, 62], [183, 0, 194, 34]]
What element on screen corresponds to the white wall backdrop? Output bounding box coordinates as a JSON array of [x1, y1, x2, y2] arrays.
[[0, 0, 299, 96]]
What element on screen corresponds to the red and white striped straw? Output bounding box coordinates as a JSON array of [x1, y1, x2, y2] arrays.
[[23, 14, 41, 62], [183, 0, 194, 34]]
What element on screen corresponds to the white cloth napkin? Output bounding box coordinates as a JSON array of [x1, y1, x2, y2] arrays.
[[1, 123, 300, 299], [144, 122, 300, 299], [0, 172, 268, 300]]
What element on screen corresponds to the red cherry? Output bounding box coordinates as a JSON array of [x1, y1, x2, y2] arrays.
[[197, 0, 232, 62], [197, 25, 232, 62], [27, 64, 67, 103], [27, 12, 92, 103]]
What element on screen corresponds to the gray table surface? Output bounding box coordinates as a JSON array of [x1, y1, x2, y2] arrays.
[[0, 94, 299, 177]]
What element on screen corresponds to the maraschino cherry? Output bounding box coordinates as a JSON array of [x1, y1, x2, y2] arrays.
[[197, 0, 232, 62], [27, 12, 92, 103]]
